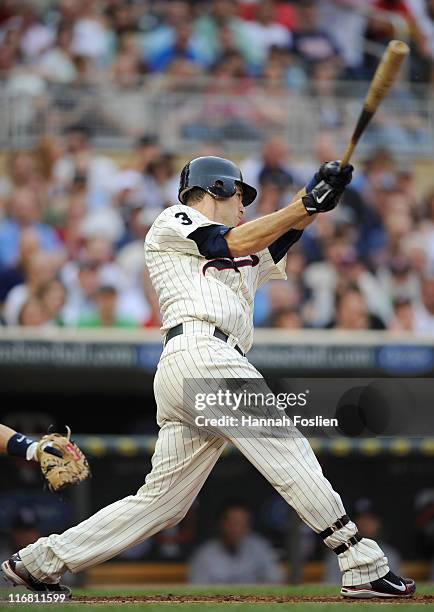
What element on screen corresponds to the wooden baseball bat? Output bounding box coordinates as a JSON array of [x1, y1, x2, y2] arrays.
[[341, 40, 409, 167]]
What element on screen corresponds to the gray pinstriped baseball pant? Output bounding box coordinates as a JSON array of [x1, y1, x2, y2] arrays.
[[19, 330, 389, 587]]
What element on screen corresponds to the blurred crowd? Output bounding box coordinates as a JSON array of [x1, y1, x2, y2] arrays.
[[0, 0, 433, 332], [0, 128, 434, 332], [1, 0, 433, 86], [0, 0, 433, 149]]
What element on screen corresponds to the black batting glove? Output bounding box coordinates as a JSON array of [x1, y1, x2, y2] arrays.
[[318, 160, 354, 190], [302, 180, 343, 215]]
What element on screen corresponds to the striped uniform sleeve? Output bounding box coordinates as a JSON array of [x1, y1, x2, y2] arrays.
[[257, 229, 303, 286], [145, 205, 231, 258]]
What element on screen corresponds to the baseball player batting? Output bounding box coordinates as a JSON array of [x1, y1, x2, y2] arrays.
[[1, 157, 415, 599]]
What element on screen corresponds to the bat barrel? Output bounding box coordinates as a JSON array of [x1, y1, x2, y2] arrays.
[[340, 40, 409, 167]]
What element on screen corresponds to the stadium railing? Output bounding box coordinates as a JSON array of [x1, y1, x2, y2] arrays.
[[0, 81, 432, 157]]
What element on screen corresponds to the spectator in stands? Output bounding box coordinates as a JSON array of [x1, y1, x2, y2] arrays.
[[318, 0, 368, 78], [331, 286, 385, 330], [0, 228, 40, 304], [378, 255, 421, 305], [407, 228, 429, 270], [267, 46, 308, 92], [116, 197, 147, 251], [293, 130, 340, 188], [395, 168, 421, 215], [106, 0, 142, 38], [255, 181, 286, 217], [291, 0, 341, 71], [140, 152, 179, 211], [79, 207, 124, 253], [147, 21, 201, 73], [116, 207, 161, 326], [50, 52, 101, 129], [108, 31, 146, 88], [194, 0, 260, 70], [240, 137, 296, 220], [129, 135, 161, 176], [0, 187, 63, 270], [17, 296, 49, 327], [420, 189, 434, 272], [304, 239, 390, 327], [308, 59, 343, 129], [270, 306, 302, 329], [407, 0, 434, 83], [65, 233, 123, 281], [241, 0, 292, 69], [36, 23, 77, 84], [256, 279, 302, 328], [56, 174, 88, 260], [178, 52, 259, 144], [77, 283, 136, 328], [0, 151, 44, 207], [189, 501, 283, 584], [2, 251, 58, 326], [382, 194, 415, 261], [388, 297, 415, 331], [53, 124, 119, 210], [61, 260, 99, 326], [413, 276, 434, 333], [141, 2, 195, 67], [253, 55, 300, 130], [16, 3, 55, 62], [238, 0, 297, 32], [0, 24, 21, 72], [38, 279, 67, 327], [366, 0, 428, 70], [70, 2, 112, 65], [350, 150, 399, 264]]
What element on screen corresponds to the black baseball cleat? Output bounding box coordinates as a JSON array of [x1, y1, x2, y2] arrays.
[[341, 570, 416, 599], [1, 553, 71, 598]]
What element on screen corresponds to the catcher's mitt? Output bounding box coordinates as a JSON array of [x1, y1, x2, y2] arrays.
[[36, 426, 90, 492]]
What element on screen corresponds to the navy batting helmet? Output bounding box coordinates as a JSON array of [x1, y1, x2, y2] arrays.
[[178, 156, 257, 207]]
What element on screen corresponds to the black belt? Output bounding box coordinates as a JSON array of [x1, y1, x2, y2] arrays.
[[165, 323, 245, 356]]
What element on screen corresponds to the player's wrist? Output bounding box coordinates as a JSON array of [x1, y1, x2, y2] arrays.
[[7, 433, 38, 461], [286, 198, 308, 218]]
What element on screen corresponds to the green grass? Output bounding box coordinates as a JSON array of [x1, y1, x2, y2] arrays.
[[0, 584, 432, 611]]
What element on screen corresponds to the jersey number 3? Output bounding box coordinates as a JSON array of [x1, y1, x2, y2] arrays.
[[175, 212, 193, 225]]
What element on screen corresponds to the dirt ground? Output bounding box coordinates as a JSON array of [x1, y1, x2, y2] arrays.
[[73, 594, 434, 605]]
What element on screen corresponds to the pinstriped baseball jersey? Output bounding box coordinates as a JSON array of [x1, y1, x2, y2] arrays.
[[144, 204, 286, 353]]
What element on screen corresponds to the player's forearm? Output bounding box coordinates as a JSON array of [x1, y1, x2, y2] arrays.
[[289, 187, 317, 230], [225, 199, 308, 257], [0, 424, 17, 453], [0, 424, 40, 460]]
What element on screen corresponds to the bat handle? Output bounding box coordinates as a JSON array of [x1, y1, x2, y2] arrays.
[[341, 142, 355, 168]]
